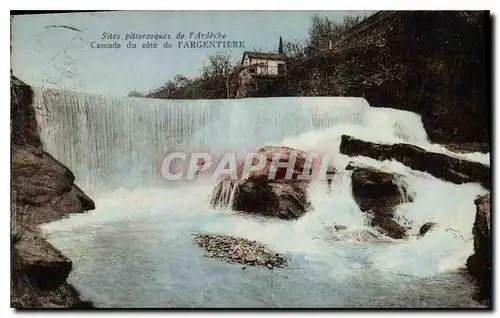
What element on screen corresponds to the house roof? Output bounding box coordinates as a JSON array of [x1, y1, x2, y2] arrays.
[[241, 51, 286, 64]]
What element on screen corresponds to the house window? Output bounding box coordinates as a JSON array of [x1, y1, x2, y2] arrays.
[[278, 64, 285, 75], [249, 67, 256, 74]]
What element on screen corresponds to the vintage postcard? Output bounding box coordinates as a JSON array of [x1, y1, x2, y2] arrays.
[[10, 10, 491, 309]]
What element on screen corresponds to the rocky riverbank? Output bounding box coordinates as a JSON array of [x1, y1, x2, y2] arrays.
[[466, 193, 491, 306], [340, 135, 490, 189], [11, 75, 95, 308], [193, 234, 288, 269], [11, 222, 93, 308]]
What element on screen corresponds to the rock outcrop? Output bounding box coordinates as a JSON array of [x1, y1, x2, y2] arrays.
[[350, 166, 410, 239], [210, 146, 334, 219], [11, 224, 93, 308], [11, 75, 95, 308], [193, 234, 287, 269], [12, 149, 95, 225], [419, 222, 437, 237], [466, 193, 491, 306], [340, 135, 490, 189]]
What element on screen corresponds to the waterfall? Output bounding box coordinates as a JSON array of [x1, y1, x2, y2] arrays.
[[34, 88, 434, 190], [209, 178, 238, 209], [37, 88, 489, 308]]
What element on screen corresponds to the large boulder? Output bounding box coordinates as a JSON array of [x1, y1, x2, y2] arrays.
[[210, 146, 334, 219], [350, 166, 410, 239], [233, 179, 310, 219], [466, 193, 491, 306], [351, 167, 410, 211], [340, 135, 490, 189], [11, 148, 95, 225]]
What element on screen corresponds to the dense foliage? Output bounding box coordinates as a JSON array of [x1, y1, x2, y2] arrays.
[[130, 53, 239, 99], [284, 11, 489, 144], [129, 14, 363, 100]]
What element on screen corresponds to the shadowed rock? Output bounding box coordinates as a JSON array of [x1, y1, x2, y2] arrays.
[[466, 193, 491, 306], [11, 225, 93, 308], [11, 76, 95, 225], [350, 166, 410, 239], [15, 228, 72, 290], [419, 222, 437, 237], [12, 148, 96, 225], [340, 135, 490, 189]]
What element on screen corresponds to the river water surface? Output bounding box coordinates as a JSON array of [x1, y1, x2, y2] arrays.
[[35, 91, 489, 308]]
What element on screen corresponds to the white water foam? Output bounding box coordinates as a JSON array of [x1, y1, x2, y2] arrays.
[[35, 89, 488, 307]]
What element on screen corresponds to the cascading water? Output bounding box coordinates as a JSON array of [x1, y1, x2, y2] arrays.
[[210, 179, 239, 210], [35, 89, 489, 308]]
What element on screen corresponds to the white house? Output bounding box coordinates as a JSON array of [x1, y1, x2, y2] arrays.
[[240, 51, 286, 76]]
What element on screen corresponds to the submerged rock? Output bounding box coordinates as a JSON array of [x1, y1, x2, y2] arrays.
[[466, 193, 491, 306], [350, 166, 410, 239], [345, 161, 372, 171], [193, 234, 287, 269], [210, 146, 335, 220], [368, 210, 408, 239], [334, 224, 348, 231], [443, 143, 489, 154], [419, 222, 437, 237], [326, 226, 383, 244]]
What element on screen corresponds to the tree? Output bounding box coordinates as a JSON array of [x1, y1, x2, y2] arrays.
[[202, 53, 231, 79], [308, 14, 364, 51], [200, 52, 232, 98], [283, 39, 308, 59], [140, 52, 235, 99]]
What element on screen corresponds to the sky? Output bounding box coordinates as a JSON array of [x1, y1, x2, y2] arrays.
[[11, 10, 373, 97]]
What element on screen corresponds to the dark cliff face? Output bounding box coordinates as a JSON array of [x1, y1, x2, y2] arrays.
[[11, 76, 42, 150], [466, 193, 491, 306], [284, 11, 489, 145], [11, 76, 95, 226], [10, 75, 95, 308]]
